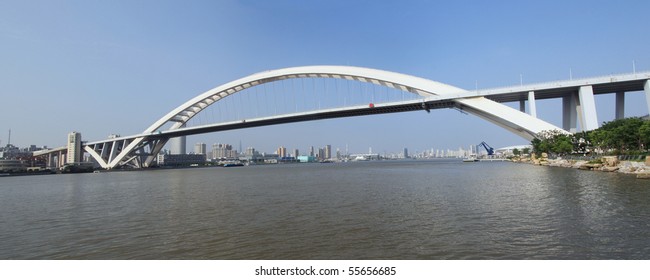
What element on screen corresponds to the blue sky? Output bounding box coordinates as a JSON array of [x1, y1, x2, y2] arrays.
[[1, 0, 649, 154]]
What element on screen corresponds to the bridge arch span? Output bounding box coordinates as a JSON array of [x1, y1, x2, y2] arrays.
[[144, 65, 468, 133], [88, 65, 566, 169]]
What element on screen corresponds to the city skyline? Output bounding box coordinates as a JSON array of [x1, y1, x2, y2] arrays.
[[181, 139, 492, 160], [0, 127, 526, 157], [2, 1, 649, 152]]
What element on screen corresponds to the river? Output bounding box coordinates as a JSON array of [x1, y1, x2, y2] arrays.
[[1, 160, 649, 259]]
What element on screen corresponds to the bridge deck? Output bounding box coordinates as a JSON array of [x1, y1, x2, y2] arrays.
[[138, 99, 457, 139], [480, 71, 650, 103]]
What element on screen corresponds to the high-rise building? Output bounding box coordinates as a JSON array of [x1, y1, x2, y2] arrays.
[[293, 149, 299, 158], [277, 146, 287, 158], [66, 131, 82, 164], [309, 146, 315, 157], [212, 143, 221, 159], [246, 147, 256, 156], [194, 143, 206, 155], [403, 148, 409, 159], [212, 143, 236, 159], [324, 145, 331, 159]]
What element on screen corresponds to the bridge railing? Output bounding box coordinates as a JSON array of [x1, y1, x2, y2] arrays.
[[473, 71, 650, 95]]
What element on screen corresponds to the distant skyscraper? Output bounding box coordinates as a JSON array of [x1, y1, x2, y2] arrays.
[[403, 148, 409, 158], [309, 146, 315, 157], [66, 131, 81, 164], [325, 145, 331, 159], [246, 147, 256, 156], [194, 143, 206, 155], [293, 149, 299, 158], [212, 143, 235, 159], [277, 146, 287, 158]]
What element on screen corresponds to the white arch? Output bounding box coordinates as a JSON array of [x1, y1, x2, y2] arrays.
[[145, 65, 564, 139], [95, 65, 565, 169], [144, 65, 467, 133]]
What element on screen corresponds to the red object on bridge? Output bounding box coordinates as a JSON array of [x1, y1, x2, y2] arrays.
[[369, 103, 374, 108]]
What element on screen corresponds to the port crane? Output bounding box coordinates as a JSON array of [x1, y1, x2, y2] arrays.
[[477, 141, 494, 156]]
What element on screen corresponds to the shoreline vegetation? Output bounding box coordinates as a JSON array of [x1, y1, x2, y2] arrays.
[[511, 153, 650, 179], [515, 116, 650, 179]]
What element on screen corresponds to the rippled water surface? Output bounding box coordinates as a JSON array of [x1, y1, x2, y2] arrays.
[[1, 160, 649, 259]]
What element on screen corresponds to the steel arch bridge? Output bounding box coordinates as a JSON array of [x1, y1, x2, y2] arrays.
[[77, 65, 570, 169]]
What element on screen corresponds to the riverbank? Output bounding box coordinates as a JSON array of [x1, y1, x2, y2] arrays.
[[513, 154, 650, 179]]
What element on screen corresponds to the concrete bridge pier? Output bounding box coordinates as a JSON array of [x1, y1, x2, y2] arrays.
[[47, 153, 54, 169], [616, 92, 625, 119], [518, 91, 537, 118], [528, 91, 537, 118], [563, 93, 578, 133], [646, 80, 650, 117], [562, 86, 599, 133], [578, 85, 599, 131], [613, 79, 649, 120]]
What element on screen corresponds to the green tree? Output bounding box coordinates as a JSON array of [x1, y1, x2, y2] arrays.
[[588, 129, 609, 154], [640, 121, 650, 150], [552, 134, 574, 155], [619, 118, 644, 151], [535, 118, 650, 156], [531, 138, 543, 155], [532, 129, 572, 156], [587, 117, 648, 153]]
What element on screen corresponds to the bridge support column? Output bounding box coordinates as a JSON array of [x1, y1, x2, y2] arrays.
[[578, 85, 599, 131], [563, 94, 578, 133], [528, 91, 537, 118], [645, 80, 650, 116], [615, 92, 625, 120], [47, 153, 53, 169], [58, 150, 65, 168], [519, 100, 525, 113], [170, 124, 187, 155]]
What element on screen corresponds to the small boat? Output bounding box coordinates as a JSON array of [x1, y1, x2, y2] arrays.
[[222, 160, 244, 167], [462, 155, 478, 162], [353, 155, 370, 161]]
